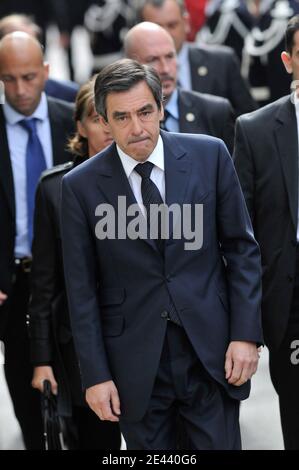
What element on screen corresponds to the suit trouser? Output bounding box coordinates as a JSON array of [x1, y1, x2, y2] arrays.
[[120, 322, 241, 450], [3, 265, 44, 449], [269, 323, 299, 450]]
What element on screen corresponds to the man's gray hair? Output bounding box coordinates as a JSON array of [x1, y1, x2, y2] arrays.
[[94, 58, 163, 121]]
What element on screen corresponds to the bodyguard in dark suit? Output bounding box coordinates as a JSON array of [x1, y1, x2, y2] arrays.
[[139, 0, 256, 116], [234, 15, 299, 450], [0, 32, 74, 449], [61, 59, 262, 450], [124, 22, 235, 153]]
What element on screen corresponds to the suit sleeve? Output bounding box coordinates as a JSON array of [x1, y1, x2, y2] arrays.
[[60, 175, 112, 388], [216, 141, 263, 344], [233, 118, 256, 224], [227, 51, 257, 116], [29, 181, 56, 364]]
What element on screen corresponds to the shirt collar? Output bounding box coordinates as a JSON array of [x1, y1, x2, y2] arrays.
[[293, 91, 299, 110], [3, 92, 48, 125], [117, 135, 164, 179], [165, 88, 179, 120]]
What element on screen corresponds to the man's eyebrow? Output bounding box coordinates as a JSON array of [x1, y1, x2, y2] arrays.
[[112, 111, 127, 118], [112, 104, 155, 118], [138, 104, 155, 112]]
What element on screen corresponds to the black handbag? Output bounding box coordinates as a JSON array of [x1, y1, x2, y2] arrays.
[[41, 380, 65, 450]]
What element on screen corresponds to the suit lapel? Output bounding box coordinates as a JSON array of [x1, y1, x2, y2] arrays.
[[48, 99, 71, 165], [274, 96, 298, 230], [48, 99, 62, 165], [0, 107, 15, 218], [178, 89, 204, 134], [189, 47, 211, 93], [162, 131, 191, 239], [95, 144, 136, 208]]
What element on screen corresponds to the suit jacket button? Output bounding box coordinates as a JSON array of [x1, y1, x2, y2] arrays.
[[198, 66, 208, 76], [186, 112, 195, 122], [287, 275, 294, 282], [161, 311, 169, 319]]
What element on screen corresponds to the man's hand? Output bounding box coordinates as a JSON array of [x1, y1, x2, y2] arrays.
[[32, 365, 58, 395], [0, 290, 8, 306], [225, 341, 260, 386], [86, 380, 121, 422]]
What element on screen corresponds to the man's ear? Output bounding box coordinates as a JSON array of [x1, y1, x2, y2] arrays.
[[99, 115, 111, 130], [159, 104, 164, 122], [43, 61, 50, 81], [281, 51, 293, 74]]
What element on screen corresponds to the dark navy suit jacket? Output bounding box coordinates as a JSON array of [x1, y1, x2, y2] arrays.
[[61, 131, 263, 421], [45, 78, 79, 102]]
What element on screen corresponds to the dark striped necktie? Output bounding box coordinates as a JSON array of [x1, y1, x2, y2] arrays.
[[134, 161, 164, 254]]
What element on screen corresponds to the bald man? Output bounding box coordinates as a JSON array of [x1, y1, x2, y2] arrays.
[[139, 0, 256, 116], [124, 22, 235, 153], [0, 32, 74, 449]]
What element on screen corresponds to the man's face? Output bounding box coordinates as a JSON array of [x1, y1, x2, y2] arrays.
[[0, 49, 48, 116], [101, 81, 163, 161], [141, 0, 188, 52], [129, 32, 177, 101]]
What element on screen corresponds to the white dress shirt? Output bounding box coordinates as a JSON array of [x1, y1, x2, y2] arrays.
[[164, 88, 180, 133], [177, 42, 192, 91]]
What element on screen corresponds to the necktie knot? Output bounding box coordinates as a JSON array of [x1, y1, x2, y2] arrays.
[[19, 118, 38, 134], [134, 161, 154, 179]]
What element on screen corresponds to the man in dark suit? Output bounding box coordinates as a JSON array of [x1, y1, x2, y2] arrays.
[[234, 15, 299, 450], [0, 32, 74, 449], [61, 58, 262, 450], [124, 21, 235, 153], [0, 14, 79, 102], [139, 0, 256, 116]]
